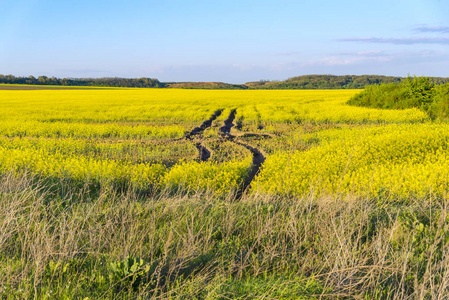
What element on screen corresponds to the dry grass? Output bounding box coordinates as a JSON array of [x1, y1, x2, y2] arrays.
[[1, 172, 449, 298]]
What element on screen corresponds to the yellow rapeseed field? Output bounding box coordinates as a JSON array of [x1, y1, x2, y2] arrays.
[[255, 124, 449, 199], [0, 87, 440, 197]]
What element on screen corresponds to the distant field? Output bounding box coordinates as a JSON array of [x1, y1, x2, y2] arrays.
[[3, 86, 449, 298]]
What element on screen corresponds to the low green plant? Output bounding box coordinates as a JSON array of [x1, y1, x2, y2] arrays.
[[109, 256, 153, 290]]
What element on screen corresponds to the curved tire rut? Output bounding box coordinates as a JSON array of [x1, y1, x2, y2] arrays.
[[195, 142, 212, 162], [219, 109, 268, 198], [186, 109, 223, 139], [185, 110, 223, 162], [219, 109, 236, 135], [184, 108, 271, 197]]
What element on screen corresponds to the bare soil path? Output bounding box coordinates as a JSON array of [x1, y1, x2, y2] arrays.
[[219, 109, 236, 135], [185, 109, 223, 162], [184, 108, 271, 194], [195, 142, 212, 162], [219, 109, 268, 198], [186, 109, 223, 139]]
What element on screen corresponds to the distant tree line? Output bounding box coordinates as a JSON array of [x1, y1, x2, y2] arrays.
[[245, 75, 449, 89], [0, 74, 164, 88], [2, 74, 449, 90]]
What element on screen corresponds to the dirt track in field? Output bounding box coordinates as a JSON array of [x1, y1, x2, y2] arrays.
[[185, 110, 223, 139], [195, 142, 212, 162], [184, 110, 222, 162], [184, 108, 271, 196], [219, 109, 236, 135], [218, 109, 267, 198]]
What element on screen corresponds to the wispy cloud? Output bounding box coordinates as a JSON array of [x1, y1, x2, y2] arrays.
[[303, 55, 390, 67], [276, 51, 301, 56], [301, 50, 448, 68], [339, 36, 449, 45], [413, 26, 449, 33], [56, 68, 113, 74], [337, 50, 387, 57], [118, 49, 449, 83], [306, 56, 365, 66], [302, 50, 394, 67]]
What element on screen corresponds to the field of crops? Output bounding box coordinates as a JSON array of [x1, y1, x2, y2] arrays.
[[0, 87, 435, 197], [4, 86, 449, 298]]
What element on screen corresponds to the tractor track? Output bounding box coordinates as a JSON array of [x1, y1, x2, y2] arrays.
[[195, 142, 212, 162], [184, 108, 270, 197], [184, 110, 223, 162], [185, 109, 223, 139], [219, 109, 236, 135], [218, 109, 267, 199], [232, 140, 266, 199]]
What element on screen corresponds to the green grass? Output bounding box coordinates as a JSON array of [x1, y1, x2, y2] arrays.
[[2, 172, 449, 298]]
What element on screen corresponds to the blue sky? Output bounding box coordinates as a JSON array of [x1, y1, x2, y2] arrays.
[[1, 0, 448, 83]]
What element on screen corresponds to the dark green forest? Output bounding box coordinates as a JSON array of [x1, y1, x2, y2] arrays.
[[1, 74, 449, 89], [245, 74, 402, 89], [246, 75, 449, 89], [0, 74, 164, 88]]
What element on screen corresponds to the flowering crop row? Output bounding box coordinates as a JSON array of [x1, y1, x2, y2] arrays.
[[255, 124, 449, 199], [0, 142, 252, 193]]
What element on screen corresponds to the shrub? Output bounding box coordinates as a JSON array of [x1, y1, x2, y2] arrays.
[[430, 84, 449, 120], [348, 76, 436, 113]]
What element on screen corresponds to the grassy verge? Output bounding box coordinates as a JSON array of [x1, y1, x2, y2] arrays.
[[1, 172, 449, 298]]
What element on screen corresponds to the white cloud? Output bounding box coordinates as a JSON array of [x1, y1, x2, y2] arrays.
[[413, 26, 449, 33], [339, 36, 449, 45], [276, 51, 301, 56]]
